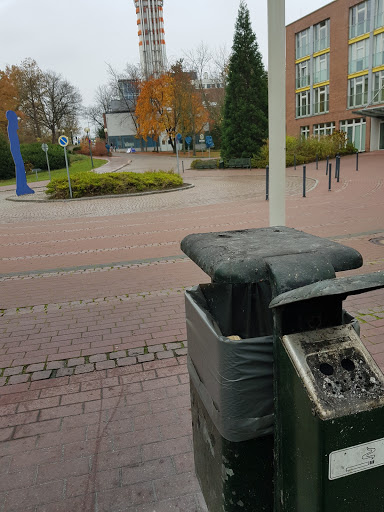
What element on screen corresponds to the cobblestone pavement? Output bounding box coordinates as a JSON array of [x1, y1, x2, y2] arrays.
[[0, 152, 383, 511]]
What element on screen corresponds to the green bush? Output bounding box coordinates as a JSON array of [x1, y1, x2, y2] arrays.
[[72, 145, 82, 152], [190, 159, 219, 169], [252, 131, 357, 168], [0, 133, 15, 180], [45, 171, 184, 199], [20, 143, 66, 171]]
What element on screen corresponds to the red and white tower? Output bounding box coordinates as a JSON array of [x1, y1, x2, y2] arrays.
[[134, 0, 167, 79]]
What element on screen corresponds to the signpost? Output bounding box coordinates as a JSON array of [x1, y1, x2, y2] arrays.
[[58, 135, 72, 199], [176, 133, 182, 175], [41, 143, 51, 181]]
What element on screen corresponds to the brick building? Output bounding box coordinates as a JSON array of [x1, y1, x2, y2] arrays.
[[286, 0, 384, 152]]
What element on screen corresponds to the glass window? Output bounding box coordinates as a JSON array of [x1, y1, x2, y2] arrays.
[[301, 126, 310, 139], [296, 60, 310, 88], [313, 122, 335, 138], [313, 85, 329, 114], [372, 70, 384, 102], [313, 53, 329, 83], [313, 19, 330, 53], [375, 0, 384, 28], [340, 118, 366, 151], [349, 39, 369, 73], [349, 1, 371, 38], [348, 75, 369, 107], [296, 28, 310, 59], [296, 90, 311, 117], [374, 33, 384, 67]]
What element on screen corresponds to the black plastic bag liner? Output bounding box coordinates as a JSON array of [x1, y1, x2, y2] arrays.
[[186, 285, 274, 442], [185, 285, 360, 443]]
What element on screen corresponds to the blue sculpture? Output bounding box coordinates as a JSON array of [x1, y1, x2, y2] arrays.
[[6, 110, 34, 196]]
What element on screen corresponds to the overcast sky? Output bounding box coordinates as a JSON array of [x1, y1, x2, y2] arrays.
[[0, 0, 331, 129]]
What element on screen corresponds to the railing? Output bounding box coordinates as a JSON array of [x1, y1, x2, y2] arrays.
[[373, 52, 384, 68], [375, 11, 384, 29], [314, 36, 330, 53], [295, 75, 310, 89], [313, 100, 329, 114], [348, 92, 368, 107], [348, 57, 369, 74], [313, 69, 329, 84], [349, 20, 369, 39], [296, 43, 310, 60]]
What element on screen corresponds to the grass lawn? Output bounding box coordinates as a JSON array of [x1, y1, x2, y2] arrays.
[[0, 155, 107, 187]]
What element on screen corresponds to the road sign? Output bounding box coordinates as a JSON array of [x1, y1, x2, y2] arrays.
[[185, 136, 192, 145], [41, 143, 48, 152], [176, 133, 182, 142], [58, 135, 69, 147], [199, 134, 204, 141]]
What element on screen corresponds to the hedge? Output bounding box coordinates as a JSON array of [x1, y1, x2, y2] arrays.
[[0, 133, 15, 180], [45, 171, 184, 199], [252, 132, 357, 168], [20, 143, 66, 172]]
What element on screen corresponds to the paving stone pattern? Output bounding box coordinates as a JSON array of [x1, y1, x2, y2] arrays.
[[0, 152, 383, 510]]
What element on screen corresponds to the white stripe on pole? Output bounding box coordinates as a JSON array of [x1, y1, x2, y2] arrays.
[[268, 0, 286, 227]]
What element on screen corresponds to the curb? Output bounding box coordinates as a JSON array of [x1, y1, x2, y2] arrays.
[[5, 183, 194, 203]]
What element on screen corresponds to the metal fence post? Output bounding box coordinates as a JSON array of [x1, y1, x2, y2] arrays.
[[326, 155, 329, 175], [303, 165, 306, 198], [266, 165, 269, 201], [328, 163, 332, 191]]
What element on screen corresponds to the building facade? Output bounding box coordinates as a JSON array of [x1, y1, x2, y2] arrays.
[[133, 0, 167, 78], [286, 0, 384, 152]]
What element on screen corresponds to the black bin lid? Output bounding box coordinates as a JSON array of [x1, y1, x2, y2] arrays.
[[181, 227, 363, 284]]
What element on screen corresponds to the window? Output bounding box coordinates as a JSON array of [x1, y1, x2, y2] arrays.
[[348, 75, 369, 107], [313, 19, 330, 53], [349, 1, 370, 38], [375, 0, 384, 28], [372, 70, 384, 102], [296, 90, 311, 117], [313, 122, 335, 138], [340, 118, 366, 151], [374, 32, 384, 67], [296, 60, 310, 88], [313, 85, 329, 114], [296, 28, 310, 59], [313, 53, 329, 83], [349, 39, 369, 73], [300, 126, 310, 139]]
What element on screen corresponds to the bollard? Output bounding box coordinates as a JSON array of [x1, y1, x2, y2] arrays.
[[356, 151, 359, 171], [303, 165, 306, 198], [294, 154, 296, 170], [326, 155, 329, 175], [316, 154, 318, 170], [335, 156, 338, 178], [266, 165, 269, 201], [329, 163, 332, 191], [337, 156, 340, 183]]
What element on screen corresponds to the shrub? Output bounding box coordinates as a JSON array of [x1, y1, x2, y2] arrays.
[[45, 171, 184, 199], [20, 143, 66, 171], [78, 138, 108, 156], [0, 133, 15, 180], [251, 131, 356, 168], [72, 145, 82, 152], [190, 159, 219, 169]]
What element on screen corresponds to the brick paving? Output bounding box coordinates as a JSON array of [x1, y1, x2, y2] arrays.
[[0, 151, 383, 510]]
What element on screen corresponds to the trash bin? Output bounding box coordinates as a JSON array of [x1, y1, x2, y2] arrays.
[[219, 159, 225, 169], [181, 227, 363, 512]]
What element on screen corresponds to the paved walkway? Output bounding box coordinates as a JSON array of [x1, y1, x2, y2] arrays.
[[0, 152, 383, 511]]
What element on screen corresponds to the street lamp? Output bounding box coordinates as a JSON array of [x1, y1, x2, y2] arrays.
[[84, 127, 94, 169], [104, 127, 108, 143]]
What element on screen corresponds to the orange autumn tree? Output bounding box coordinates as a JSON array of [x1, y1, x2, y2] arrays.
[[0, 67, 20, 136], [136, 73, 179, 153]]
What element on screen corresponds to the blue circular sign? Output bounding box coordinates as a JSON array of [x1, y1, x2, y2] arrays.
[[176, 133, 182, 142], [185, 136, 192, 145], [58, 135, 69, 147]]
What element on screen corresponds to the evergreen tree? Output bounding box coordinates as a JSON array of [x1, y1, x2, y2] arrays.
[[221, 1, 268, 160]]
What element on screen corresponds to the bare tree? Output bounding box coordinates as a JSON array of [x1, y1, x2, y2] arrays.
[[37, 71, 82, 143], [16, 58, 45, 139], [86, 84, 114, 130]]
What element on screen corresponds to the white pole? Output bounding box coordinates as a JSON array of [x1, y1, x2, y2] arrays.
[[268, 0, 286, 227]]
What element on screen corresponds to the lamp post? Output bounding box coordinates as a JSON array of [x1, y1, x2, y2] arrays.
[[104, 127, 108, 143], [84, 127, 94, 169]]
